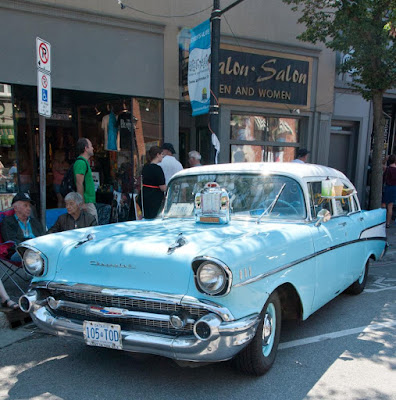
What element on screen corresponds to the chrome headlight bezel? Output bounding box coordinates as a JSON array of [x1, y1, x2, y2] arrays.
[[192, 257, 232, 296], [22, 248, 45, 276]]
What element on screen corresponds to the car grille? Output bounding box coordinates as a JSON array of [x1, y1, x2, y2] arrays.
[[38, 288, 208, 336]]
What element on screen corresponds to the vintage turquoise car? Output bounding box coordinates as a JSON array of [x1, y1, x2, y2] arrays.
[[18, 163, 387, 376]]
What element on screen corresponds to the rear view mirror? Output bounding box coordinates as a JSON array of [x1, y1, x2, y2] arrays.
[[315, 209, 331, 227]]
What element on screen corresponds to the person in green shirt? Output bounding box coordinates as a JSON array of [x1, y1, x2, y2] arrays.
[[73, 138, 97, 222]]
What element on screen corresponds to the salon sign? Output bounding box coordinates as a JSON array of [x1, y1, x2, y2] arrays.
[[219, 45, 313, 110]]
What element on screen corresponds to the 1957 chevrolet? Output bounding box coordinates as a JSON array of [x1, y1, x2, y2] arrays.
[[18, 163, 387, 376]]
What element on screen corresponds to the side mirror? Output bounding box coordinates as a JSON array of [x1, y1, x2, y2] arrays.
[[315, 209, 331, 227]]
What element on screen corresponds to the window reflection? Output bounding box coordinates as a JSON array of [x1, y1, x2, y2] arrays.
[[230, 114, 301, 164]]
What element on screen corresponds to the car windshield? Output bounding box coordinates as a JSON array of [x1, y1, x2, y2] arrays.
[[163, 173, 306, 220]]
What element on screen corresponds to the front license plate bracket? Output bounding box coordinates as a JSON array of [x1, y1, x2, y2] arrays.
[[83, 321, 122, 350]]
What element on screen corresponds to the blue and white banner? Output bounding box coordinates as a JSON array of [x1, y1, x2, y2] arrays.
[[188, 19, 211, 116]]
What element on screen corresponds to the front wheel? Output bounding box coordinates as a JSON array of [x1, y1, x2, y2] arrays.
[[346, 259, 369, 295], [233, 292, 281, 376]]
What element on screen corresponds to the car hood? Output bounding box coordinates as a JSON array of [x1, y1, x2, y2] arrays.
[[25, 218, 269, 294]]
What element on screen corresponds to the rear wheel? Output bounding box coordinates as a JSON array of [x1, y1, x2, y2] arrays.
[[346, 259, 369, 295], [233, 292, 281, 376]]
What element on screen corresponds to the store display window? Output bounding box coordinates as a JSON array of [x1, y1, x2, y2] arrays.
[[0, 83, 17, 210], [230, 114, 300, 163], [3, 84, 163, 214]]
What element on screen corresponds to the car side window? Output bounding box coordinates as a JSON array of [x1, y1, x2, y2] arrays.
[[334, 197, 351, 216], [308, 181, 332, 218]]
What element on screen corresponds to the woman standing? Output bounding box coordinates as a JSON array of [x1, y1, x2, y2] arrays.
[[141, 146, 166, 219], [382, 154, 396, 228]]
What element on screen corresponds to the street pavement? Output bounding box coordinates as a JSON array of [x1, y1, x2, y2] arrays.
[[0, 225, 395, 399]]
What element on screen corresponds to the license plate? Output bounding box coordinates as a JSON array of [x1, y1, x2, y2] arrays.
[[83, 321, 122, 350]]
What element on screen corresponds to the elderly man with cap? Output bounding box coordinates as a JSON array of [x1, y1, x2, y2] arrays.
[[158, 142, 183, 185], [292, 148, 310, 164], [1, 192, 45, 261]]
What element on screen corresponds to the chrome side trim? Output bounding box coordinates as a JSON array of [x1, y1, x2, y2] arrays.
[[234, 233, 387, 288]]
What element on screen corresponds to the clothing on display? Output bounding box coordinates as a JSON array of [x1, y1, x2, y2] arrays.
[[117, 111, 133, 151], [101, 111, 118, 151]]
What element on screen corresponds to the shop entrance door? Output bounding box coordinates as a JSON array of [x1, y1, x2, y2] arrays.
[[329, 120, 358, 183]]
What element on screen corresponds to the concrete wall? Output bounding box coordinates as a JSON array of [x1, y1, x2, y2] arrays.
[[0, 0, 164, 97]]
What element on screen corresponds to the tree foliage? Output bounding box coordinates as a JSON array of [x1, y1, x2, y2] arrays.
[[283, 0, 396, 208]]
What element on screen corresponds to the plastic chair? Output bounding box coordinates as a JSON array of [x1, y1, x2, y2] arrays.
[[46, 208, 67, 230]]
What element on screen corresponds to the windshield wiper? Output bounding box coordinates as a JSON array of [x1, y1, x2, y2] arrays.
[[257, 183, 286, 224]]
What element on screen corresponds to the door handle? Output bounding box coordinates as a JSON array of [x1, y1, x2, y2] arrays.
[[338, 222, 347, 226]]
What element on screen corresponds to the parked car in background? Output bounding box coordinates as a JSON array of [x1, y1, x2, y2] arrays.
[[18, 163, 387, 376]]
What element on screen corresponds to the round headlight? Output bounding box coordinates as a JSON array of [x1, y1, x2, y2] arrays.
[[196, 262, 227, 295], [23, 249, 44, 276]]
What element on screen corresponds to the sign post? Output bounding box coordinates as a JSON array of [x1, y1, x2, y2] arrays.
[[36, 37, 52, 227]]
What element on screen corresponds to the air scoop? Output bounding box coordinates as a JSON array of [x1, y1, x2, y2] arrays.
[[167, 233, 188, 255]]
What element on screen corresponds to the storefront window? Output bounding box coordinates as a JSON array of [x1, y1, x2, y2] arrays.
[[230, 114, 301, 163], [231, 144, 296, 163], [8, 84, 163, 213], [0, 83, 17, 209]]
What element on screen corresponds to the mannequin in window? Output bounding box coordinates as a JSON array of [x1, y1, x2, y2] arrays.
[[101, 104, 118, 151], [117, 100, 133, 151]]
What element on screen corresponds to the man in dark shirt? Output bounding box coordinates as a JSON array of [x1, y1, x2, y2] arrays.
[[48, 192, 97, 234], [1, 192, 45, 261]]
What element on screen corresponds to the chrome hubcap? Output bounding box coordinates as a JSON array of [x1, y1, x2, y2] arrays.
[[262, 313, 273, 345], [262, 302, 276, 357]]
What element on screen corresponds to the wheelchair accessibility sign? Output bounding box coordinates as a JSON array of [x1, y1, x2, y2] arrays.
[[37, 70, 51, 117]]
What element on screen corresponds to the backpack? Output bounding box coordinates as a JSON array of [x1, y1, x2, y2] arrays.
[[59, 164, 76, 198], [59, 157, 89, 198]]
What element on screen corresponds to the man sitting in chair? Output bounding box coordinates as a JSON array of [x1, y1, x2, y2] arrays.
[[48, 192, 97, 234], [1, 193, 45, 262]]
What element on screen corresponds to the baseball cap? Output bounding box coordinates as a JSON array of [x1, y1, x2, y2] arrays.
[[162, 143, 176, 154], [297, 148, 310, 158], [12, 192, 35, 205]]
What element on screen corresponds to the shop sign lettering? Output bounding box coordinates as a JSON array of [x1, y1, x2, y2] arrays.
[[219, 46, 312, 108]]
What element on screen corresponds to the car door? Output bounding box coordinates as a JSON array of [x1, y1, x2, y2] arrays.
[[338, 188, 367, 284], [307, 181, 350, 314]]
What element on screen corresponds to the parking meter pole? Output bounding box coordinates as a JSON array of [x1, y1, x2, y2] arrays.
[[209, 0, 220, 164], [39, 114, 46, 228]]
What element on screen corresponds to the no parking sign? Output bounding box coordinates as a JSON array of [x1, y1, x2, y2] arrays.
[[36, 37, 52, 117]]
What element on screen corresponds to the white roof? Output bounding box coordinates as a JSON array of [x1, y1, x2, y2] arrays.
[[173, 162, 349, 182]]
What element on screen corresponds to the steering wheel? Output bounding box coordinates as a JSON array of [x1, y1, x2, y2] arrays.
[[263, 199, 299, 215]]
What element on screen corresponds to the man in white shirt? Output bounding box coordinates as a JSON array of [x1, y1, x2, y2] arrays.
[[159, 143, 183, 185], [292, 148, 310, 163]]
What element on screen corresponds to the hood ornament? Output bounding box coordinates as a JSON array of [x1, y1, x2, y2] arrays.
[[75, 233, 95, 248], [167, 233, 187, 255]]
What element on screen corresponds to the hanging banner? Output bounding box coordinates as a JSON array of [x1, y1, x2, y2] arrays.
[[188, 19, 211, 116]]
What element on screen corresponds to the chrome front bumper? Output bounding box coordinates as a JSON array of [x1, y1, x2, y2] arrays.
[[22, 295, 260, 362]]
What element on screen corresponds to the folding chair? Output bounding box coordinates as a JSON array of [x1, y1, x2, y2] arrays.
[[0, 209, 31, 295]]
